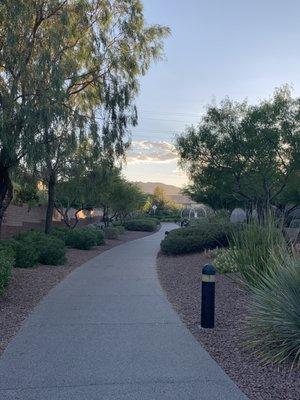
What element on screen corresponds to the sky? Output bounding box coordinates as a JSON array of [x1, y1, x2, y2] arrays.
[[124, 0, 300, 187]]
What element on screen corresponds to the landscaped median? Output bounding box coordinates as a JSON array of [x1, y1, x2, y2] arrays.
[[0, 220, 158, 355], [157, 217, 300, 400]]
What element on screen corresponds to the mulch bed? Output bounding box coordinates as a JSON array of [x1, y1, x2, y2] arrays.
[[0, 230, 153, 356], [157, 251, 300, 400]]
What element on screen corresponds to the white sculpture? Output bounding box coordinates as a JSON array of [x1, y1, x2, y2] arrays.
[[230, 208, 247, 223]]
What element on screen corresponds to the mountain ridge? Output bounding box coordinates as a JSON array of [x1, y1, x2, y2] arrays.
[[133, 181, 181, 195]]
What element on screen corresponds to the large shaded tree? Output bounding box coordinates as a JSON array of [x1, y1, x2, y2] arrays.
[[177, 87, 300, 216], [0, 0, 170, 234]]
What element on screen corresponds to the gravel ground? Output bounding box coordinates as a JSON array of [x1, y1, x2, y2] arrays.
[[157, 251, 300, 400], [0, 230, 153, 356]]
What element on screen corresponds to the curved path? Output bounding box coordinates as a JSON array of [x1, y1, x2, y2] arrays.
[[0, 224, 247, 400]]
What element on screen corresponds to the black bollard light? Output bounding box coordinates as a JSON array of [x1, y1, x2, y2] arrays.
[[201, 263, 216, 329]]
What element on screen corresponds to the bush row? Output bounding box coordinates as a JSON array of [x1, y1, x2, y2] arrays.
[[160, 221, 233, 255], [52, 227, 105, 250], [124, 219, 157, 232]]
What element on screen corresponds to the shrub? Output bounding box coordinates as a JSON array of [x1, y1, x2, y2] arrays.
[[124, 219, 157, 232], [13, 229, 45, 243], [88, 228, 105, 245], [13, 229, 67, 266], [103, 227, 119, 239], [160, 222, 232, 255], [244, 256, 300, 368], [0, 245, 15, 295], [66, 229, 97, 250], [9, 238, 39, 268], [115, 225, 125, 235], [51, 227, 71, 244], [212, 247, 238, 274], [38, 236, 66, 265], [133, 217, 160, 225], [229, 219, 287, 287]]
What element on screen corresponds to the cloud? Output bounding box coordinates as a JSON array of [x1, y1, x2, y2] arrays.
[[126, 140, 178, 165]]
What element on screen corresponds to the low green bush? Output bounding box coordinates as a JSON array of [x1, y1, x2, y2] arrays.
[[103, 227, 119, 239], [88, 228, 105, 245], [212, 247, 238, 274], [13, 229, 67, 266], [0, 244, 15, 295], [124, 219, 157, 232], [244, 255, 300, 368], [160, 222, 232, 255], [9, 238, 39, 268], [66, 229, 97, 250], [51, 227, 71, 244], [133, 217, 160, 225], [115, 225, 125, 235], [38, 236, 66, 265]]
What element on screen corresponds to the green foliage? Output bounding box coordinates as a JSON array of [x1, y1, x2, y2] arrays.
[[9, 239, 39, 268], [109, 181, 147, 220], [124, 219, 157, 232], [177, 87, 300, 212], [115, 225, 125, 235], [0, 0, 169, 234], [212, 247, 238, 274], [133, 217, 161, 225], [66, 229, 97, 250], [38, 237, 66, 266], [161, 222, 232, 255], [51, 227, 71, 244], [0, 244, 15, 295], [244, 256, 300, 368], [103, 227, 119, 240], [12, 230, 67, 266], [229, 220, 287, 287], [143, 186, 180, 216], [87, 228, 105, 246]]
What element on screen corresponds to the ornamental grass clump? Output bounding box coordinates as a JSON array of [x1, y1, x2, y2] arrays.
[[244, 255, 300, 368], [229, 219, 287, 287]]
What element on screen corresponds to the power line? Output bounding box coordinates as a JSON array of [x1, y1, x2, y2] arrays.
[[138, 116, 196, 123], [139, 109, 202, 118]]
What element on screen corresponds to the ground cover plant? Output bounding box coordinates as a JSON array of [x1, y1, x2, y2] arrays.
[[124, 219, 157, 232]]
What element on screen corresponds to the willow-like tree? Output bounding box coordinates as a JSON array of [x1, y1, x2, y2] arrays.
[[177, 87, 300, 217], [0, 0, 169, 234]]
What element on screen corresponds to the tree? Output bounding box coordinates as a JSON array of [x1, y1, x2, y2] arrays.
[[177, 87, 300, 217], [109, 180, 146, 221], [144, 186, 179, 215], [0, 0, 170, 234]]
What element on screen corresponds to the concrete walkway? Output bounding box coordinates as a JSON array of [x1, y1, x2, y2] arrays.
[[0, 224, 247, 400]]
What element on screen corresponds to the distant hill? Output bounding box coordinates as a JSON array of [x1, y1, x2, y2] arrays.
[[134, 182, 181, 196]]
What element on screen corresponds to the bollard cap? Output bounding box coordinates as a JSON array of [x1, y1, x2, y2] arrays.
[[202, 263, 216, 275]]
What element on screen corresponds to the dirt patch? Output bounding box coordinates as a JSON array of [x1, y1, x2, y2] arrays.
[[157, 251, 300, 400], [0, 230, 153, 356]]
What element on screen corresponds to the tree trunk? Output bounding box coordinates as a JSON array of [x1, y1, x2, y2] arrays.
[[0, 166, 14, 238], [45, 172, 56, 234]]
